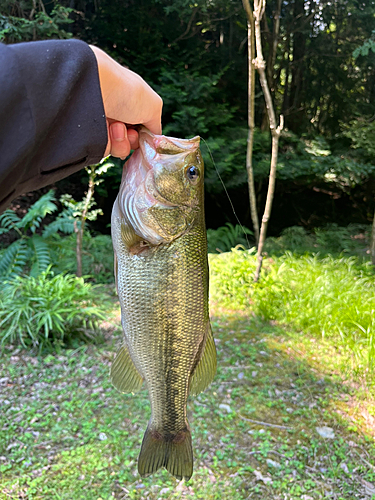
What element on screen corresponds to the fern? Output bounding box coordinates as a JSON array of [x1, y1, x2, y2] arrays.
[[17, 190, 58, 232], [42, 211, 75, 238], [29, 235, 51, 276], [0, 191, 73, 279], [0, 209, 21, 234], [0, 239, 30, 278], [207, 223, 253, 253]]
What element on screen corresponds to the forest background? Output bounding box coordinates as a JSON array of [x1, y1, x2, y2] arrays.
[[2, 2, 375, 499], [1, 0, 374, 236]]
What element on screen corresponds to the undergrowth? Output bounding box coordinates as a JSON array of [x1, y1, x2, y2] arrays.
[[0, 269, 107, 350], [209, 249, 375, 373]]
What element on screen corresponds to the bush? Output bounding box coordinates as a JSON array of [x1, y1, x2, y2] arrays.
[[0, 270, 107, 350], [264, 224, 369, 257]]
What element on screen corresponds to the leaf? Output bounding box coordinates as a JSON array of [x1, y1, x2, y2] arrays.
[[29, 236, 51, 277], [0, 209, 21, 233], [42, 211, 75, 237], [17, 190, 57, 231], [0, 239, 29, 278]]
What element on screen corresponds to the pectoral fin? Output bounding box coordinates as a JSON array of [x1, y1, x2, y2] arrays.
[[189, 324, 217, 396], [121, 221, 142, 248], [111, 344, 143, 394]]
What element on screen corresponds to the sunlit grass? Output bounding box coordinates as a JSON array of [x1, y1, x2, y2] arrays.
[[210, 249, 375, 374]]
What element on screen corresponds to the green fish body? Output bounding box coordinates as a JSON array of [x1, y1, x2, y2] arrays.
[[111, 128, 216, 481]]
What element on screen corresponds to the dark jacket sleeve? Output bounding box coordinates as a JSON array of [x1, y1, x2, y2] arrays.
[[0, 39, 108, 212]]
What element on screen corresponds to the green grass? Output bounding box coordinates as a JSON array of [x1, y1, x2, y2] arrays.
[[0, 270, 109, 349], [210, 249, 375, 375], [1, 245, 375, 498], [1, 307, 375, 499]]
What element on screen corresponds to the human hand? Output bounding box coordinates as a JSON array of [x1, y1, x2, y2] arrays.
[[89, 45, 163, 160]]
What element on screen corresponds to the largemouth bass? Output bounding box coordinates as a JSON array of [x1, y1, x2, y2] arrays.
[[111, 127, 216, 481]]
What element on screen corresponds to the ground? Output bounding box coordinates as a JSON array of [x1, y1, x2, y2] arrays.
[[1, 303, 375, 500]]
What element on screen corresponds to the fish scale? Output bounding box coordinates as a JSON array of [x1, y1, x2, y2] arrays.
[[111, 127, 216, 481]]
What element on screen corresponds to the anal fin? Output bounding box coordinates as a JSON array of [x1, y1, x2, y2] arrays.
[[189, 324, 217, 396], [111, 344, 143, 394]]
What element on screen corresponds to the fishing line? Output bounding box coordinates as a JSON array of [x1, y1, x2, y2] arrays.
[[200, 137, 252, 250]]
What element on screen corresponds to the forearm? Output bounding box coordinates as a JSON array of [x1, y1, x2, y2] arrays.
[[0, 39, 108, 212]]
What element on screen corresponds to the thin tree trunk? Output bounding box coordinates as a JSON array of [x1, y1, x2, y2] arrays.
[[253, 0, 284, 282], [74, 220, 82, 278], [242, 0, 260, 246], [371, 207, 375, 266], [76, 176, 95, 277]]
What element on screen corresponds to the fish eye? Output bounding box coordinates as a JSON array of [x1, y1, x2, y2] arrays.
[[186, 165, 200, 183]]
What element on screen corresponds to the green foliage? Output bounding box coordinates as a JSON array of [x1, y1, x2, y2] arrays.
[[0, 160, 115, 281], [265, 224, 370, 257], [210, 249, 375, 370], [202, 127, 375, 198], [51, 233, 114, 283], [353, 30, 375, 58], [0, 191, 61, 279], [60, 160, 115, 227], [341, 116, 375, 162], [207, 223, 253, 253], [0, 2, 73, 42], [0, 269, 106, 349], [157, 68, 235, 138]]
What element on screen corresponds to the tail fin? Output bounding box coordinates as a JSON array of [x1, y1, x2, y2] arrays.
[[138, 425, 193, 481]]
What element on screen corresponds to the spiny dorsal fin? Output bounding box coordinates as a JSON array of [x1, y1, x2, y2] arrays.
[[189, 324, 217, 396], [111, 344, 143, 394]]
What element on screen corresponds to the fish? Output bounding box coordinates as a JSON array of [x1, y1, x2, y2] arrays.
[[110, 127, 217, 481]]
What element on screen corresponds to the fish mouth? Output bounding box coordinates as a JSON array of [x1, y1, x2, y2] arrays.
[[138, 127, 200, 160], [118, 128, 201, 245]]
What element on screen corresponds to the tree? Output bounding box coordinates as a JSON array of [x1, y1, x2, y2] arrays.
[[242, 0, 283, 281], [58, 159, 114, 277], [0, 0, 73, 42], [242, 0, 259, 246]]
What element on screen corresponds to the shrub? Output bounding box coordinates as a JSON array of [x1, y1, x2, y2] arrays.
[[0, 269, 107, 350], [264, 224, 369, 257]]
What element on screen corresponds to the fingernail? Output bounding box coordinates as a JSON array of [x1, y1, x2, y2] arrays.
[[112, 123, 126, 142]]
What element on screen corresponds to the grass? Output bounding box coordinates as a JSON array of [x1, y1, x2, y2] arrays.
[[210, 249, 375, 376], [1, 243, 375, 499], [1, 305, 375, 498], [0, 271, 108, 349]]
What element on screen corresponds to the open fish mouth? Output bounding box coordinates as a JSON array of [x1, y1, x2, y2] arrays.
[[116, 127, 202, 246]]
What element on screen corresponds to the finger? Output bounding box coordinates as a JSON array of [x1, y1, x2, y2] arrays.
[[127, 128, 139, 149], [109, 122, 131, 159]]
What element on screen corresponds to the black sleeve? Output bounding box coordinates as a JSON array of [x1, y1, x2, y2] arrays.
[[0, 39, 108, 213]]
